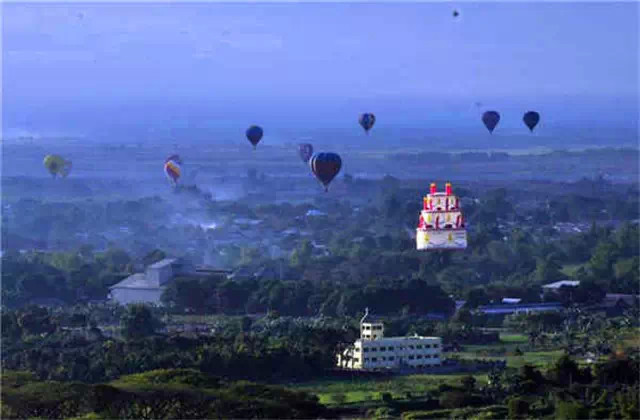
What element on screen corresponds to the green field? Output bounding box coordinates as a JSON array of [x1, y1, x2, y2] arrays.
[[297, 331, 570, 407], [295, 373, 490, 406]]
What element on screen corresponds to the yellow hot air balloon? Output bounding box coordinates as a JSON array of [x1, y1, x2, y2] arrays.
[[44, 155, 72, 178]]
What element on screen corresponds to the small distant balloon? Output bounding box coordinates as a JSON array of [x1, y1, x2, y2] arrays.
[[482, 111, 501, 134], [310, 152, 342, 192], [164, 155, 182, 186], [298, 143, 314, 163], [523, 111, 540, 132], [359, 113, 376, 135], [43, 155, 72, 178], [246, 125, 263, 149], [453, 9, 460, 18]]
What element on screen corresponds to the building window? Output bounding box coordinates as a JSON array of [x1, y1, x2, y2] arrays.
[[409, 345, 414, 350], [388, 346, 394, 351], [424, 344, 430, 348], [389, 357, 395, 361], [364, 358, 369, 362], [409, 356, 415, 360], [417, 355, 423, 359], [363, 348, 369, 353], [373, 335, 378, 339], [416, 345, 422, 349], [354, 358, 359, 362], [380, 347, 386, 351], [371, 348, 377, 352], [372, 357, 377, 362], [382, 357, 386, 361], [425, 355, 431, 359]]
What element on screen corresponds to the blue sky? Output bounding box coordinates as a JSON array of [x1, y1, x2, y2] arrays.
[[2, 2, 638, 139]]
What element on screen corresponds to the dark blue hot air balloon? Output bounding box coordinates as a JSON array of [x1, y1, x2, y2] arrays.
[[482, 111, 500, 134], [359, 113, 376, 135], [298, 143, 314, 163], [523, 111, 540, 132], [310, 152, 342, 192], [246, 125, 263, 149]]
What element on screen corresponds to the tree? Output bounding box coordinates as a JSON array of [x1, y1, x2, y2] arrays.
[[120, 304, 158, 340], [461, 375, 476, 393], [290, 240, 313, 267], [555, 400, 589, 420], [508, 397, 530, 419]]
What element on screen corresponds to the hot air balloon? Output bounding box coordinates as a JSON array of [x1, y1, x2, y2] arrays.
[[523, 111, 540, 132], [246, 125, 263, 149], [43, 155, 72, 178], [310, 152, 342, 192], [298, 143, 314, 163], [453, 9, 460, 18], [164, 155, 182, 186], [482, 111, 500, 134], [359, 113, 376, 135]]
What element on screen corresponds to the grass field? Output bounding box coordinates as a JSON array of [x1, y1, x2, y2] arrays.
[[295, 373, 490, 405]]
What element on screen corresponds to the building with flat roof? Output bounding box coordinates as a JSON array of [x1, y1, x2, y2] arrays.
[[337, 309, 442, 371], [108, 258, 230, 306]]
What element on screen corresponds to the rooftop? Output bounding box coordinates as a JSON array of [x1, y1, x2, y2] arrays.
[[109, 273, 165, 290], [542, 280, 580, 289], [356, 335, 441, 344], [148, 258, 177, 269]]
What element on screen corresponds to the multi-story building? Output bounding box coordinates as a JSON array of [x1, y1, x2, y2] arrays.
[[337, 309, 443, 370]]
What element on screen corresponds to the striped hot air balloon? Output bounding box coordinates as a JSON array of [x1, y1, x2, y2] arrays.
[[164, 155, 182, 186]]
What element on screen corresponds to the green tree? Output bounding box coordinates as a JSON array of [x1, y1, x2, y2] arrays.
[[507, 397, 530, 419], [120, 304, 158, 340], [555, 400, 589, 420], [461, 375, 476, 393]]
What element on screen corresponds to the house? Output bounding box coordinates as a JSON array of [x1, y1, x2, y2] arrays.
[[501, 298, 522, 304], [108, 258, 227, 306], [475, 302, 563, 316], [542, 280, 580, 290], [337, 309, 442, 371]]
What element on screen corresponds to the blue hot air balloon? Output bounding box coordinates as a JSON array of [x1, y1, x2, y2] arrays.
[[246, 125, 264, 149], [359, 113, 376, 135]]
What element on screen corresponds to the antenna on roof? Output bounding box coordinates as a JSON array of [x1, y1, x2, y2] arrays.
[[360, 307, 369, 325]]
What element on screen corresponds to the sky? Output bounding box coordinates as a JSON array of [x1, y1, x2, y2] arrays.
[[2, 2, 638, 141]]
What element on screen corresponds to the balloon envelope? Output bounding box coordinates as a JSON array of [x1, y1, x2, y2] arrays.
[[246, 125, 264, 148], [482, 111, 500, 133], [298, 143, 314, 163], [523, 111, 540, 132], [310, 152, 342, 191], [359, 113, 376, 134], [164, 157, 182, 184], [43, 154, 72, 178]]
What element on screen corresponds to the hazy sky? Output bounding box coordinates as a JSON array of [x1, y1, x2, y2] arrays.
[[3, 2, 638, 139]]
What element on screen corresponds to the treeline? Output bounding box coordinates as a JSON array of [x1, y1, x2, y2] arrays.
[[1, 369, 327, 419], [1, 304, 357, 384], [2, 221, 637, 315]]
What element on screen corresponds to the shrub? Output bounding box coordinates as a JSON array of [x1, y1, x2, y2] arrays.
[[507, 397, 530, 419]]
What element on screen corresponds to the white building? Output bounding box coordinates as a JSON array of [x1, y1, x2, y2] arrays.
[[337, 309, 442, 370], [108, 258, 198, 305]]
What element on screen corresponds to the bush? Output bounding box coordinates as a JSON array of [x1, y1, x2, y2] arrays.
[[381, 392, 393, 404], [507, 397, 530, 419], [555, 400, 589, 420]]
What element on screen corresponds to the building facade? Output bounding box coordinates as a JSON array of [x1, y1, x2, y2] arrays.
[[337, 309, 443, 370]]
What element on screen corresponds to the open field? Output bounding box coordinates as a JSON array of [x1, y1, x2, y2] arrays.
[[295, 373, 490, 406]]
